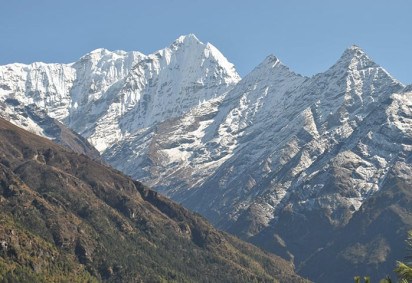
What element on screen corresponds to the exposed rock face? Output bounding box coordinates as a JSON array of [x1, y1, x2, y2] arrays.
[[297, 160, 412, 282]]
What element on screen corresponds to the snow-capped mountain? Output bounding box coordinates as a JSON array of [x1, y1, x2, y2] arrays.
[[104, 54, 306, 195], [108, 45, 403, 228], [104, 44, 409, 281], [0, 35, 410, 282], [186, 45, 404, 229], [0, 34, 240, 152]]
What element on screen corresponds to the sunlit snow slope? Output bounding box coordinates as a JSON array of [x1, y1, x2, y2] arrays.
[[0, 34, 240, 152]]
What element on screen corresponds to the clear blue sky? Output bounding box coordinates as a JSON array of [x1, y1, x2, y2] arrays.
[[1, 0, 410, 84]]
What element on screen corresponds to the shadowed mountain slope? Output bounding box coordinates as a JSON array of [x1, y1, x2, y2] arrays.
[[0, 118, 306, 282]]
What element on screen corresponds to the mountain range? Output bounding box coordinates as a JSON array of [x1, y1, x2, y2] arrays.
[[1, 34, 411, 282]]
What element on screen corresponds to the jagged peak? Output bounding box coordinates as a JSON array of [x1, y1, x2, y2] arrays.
[[172, 34, 203, 48], [340, 45, 370, 61], [262, 54, 281, 66], [81, 48, 114, 60], [346, 44, 363, 52], [322, 45, 404, 87], [330, 44, 378, 72], [77, 48, 144, 66], [89, 48, 110, 54], [85, 47, 143, 58], [149, 35, 240, 83], [233, 53, 305, 88], [153, 34, 205, 59], [249, 54, 301, 77]]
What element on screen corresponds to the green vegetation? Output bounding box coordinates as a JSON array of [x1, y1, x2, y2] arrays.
[[354, 230, 412, 283], [379, 277, 393, 283], [354, 276, 370, 283], [0, 215, 97, 282], [395, 231, 412, 283]]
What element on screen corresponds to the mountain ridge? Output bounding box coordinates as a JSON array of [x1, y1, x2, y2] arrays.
[[0, 35, 410, 282]]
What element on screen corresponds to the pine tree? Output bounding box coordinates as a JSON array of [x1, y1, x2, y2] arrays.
[[395, 231, 412, 283], [379, 276, 392, 283]]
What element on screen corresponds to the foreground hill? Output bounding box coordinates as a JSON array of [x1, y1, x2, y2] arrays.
[[0, 118, 306, 282]]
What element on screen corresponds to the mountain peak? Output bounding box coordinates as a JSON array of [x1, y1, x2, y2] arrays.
[[158, 35, 240, 85], [85, 48, 113, 58], [89, 47, 109, 54], [263, 54, 281, 66], [329, 44, 378, 73], [79, 48, 112, 62], [347, 44, 363, 51], [342, 44, 367, 58], [251, 54, 290, 74], [173, 34, 202, 46], [80, 48, 140, 62]]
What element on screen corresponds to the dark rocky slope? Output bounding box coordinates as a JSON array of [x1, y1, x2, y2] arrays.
[[0, 118, 306, 282], [297, 161, 412, 282]]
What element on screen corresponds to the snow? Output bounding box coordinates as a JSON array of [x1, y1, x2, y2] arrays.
[[0, 34, 240, 153], [0, 36, 409, 239], [124, 43, 406, 234]]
